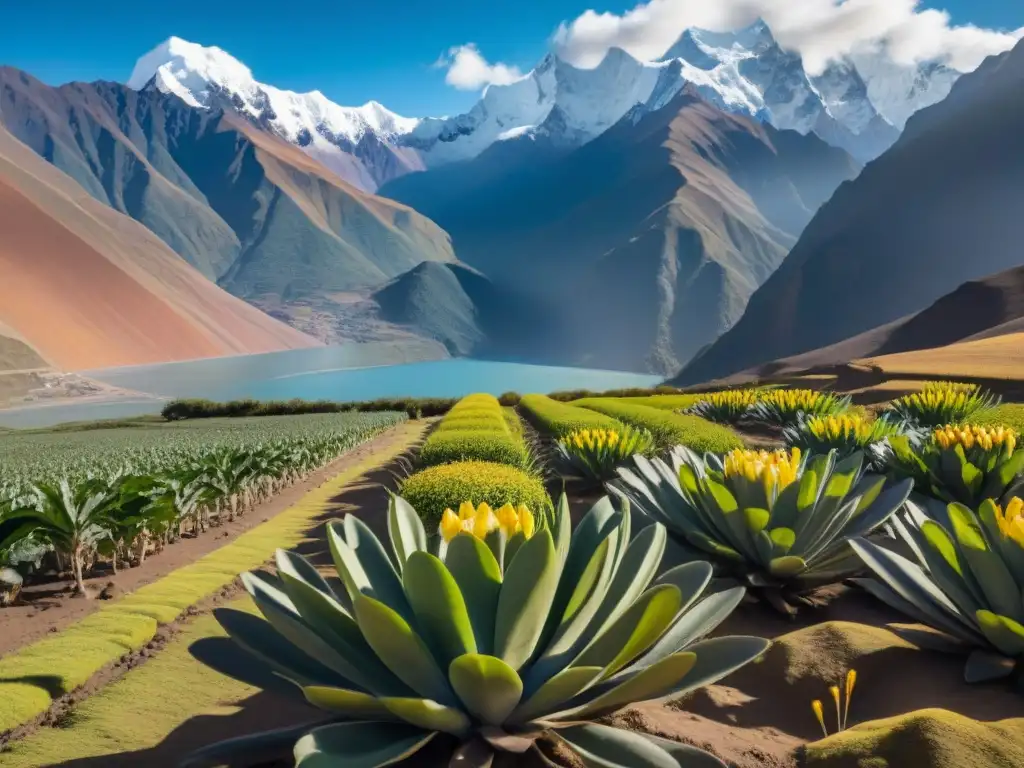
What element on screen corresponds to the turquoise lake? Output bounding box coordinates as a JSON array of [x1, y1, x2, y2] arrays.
[[0, 351, 663, 429]]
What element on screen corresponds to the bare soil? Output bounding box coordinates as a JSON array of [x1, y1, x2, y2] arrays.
[[0, 426, 414, 658]]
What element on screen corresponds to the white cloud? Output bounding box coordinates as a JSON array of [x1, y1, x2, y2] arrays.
[[439, 44, 523, 90], [553, 0, 1024, 74]]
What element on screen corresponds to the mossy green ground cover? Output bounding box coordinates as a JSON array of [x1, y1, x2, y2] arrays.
[[975, 403, 1024, 432], [0, 420, 424, 736]]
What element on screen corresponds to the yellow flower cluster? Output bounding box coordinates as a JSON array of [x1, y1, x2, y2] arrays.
[[993, 497, 1024, 547], [700, 390, 761, 407], [902, 389, 975, 411], [761, 389, 827, 410], [439, 501, 535, 543], [723, 447, 802, 494], [807, 414, 872, 441], [933, 424, 1017, 453], [923, 381, 979, 395], [566, 429, 620, 452]]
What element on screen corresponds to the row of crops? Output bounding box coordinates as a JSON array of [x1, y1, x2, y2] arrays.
[[0, 412, 406, 600], [181, 381, 1024, 766]]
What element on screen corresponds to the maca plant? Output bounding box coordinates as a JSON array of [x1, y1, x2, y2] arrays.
[[889, 425, 1024, 508], [612, 447, 912, 614], [783, 413, 911, 472], [553, 426, 655, 487], [684, 390, 763, 424], [852, 497, 1024, 687], [747, 389, 851, 428], [184, 494, 769, 767], [882, 381, 1000, 429]]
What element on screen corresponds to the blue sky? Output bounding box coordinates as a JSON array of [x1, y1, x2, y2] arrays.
[[0, 0, 1019, 116]]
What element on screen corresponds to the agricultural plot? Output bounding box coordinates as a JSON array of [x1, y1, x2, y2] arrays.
[[3, 383, 1024, 768]]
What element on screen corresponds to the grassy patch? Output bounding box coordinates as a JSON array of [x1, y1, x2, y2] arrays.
[[0, 421, 424, 735], [0, 599, 265, 766], [399, 460, 551, 529], [804, 709, 1024, 768], [519, 394, 623, 438], [419, 394, 532, 470], [574, 398, 743, 453], [605, 394, 706, 411], [973, 403, 1024, 432]]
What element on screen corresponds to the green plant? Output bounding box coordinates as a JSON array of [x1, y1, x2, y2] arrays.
[[882, 382, 1000, 428], [747, 389, 851, 427], [889, 425, 1024, 507], [519, 394, 623, 438], [554, 426, 654, 486], [783, 413, 911, 472], [420, 431, 531, 471], [575, 399, 743, 454], [852, 496, 1024, 685], [612, 447, 912, 614], [400, 461, 551, 530], [184, 493, 768, 767], [685, 390, 763, 424]]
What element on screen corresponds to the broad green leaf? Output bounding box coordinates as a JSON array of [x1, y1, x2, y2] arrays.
[[180, 723, 328, 768], [388, 495, 427, 571], [743, 508, 770, 534], [769, 527, 795, 556], [445, 534, 502, 655], [921, 521, 963, 576], [343, 515, 414, 621], [556, 723, 678, 768], [352, 594, 454, 705], [640, 734, 727, 767], [976, 611, 1024, 657], [564, 652, 697, 720], [449, 653, 523, 725], [302, 686, 394, 719], [380, 697, 471, 736], [294, 721, 435, 768], [403, 551, 476, 666], [511, 666, 603, 723], [494, 530, 559, 670], [573, 585, 682, 678], [768, 556, 806, 577]]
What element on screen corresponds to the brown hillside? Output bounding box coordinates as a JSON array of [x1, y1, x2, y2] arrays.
[[673, 38, 1024, 386], [0, 123, 317, 371]]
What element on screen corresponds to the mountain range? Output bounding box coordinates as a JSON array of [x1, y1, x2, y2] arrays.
[[0, 20, 1016, 380], [672, 35, 1024, 386]]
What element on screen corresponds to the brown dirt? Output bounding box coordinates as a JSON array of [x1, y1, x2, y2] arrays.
[[0, 426, 413, 658]]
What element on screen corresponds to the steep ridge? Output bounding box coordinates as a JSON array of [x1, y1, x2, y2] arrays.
[[672, 39, 1024, 386], [0, 68, 457, 341], [0, 122, 317, 370], [719, 263, 1024, 380], [370, 261, 560, 359], [382, 88, 860, 373]]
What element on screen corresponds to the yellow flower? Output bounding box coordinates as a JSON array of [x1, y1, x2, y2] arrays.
[[723, 447, 802, 495], [994, 497, 1024, 547], [933, 424, 1017, 453], [496, 503, 520, 537], [472, 503, 497, 539], [518, 504, 535, 539], [458, 500, 476, 521], [439, 508, 463, 542], [811, 699, 827, 738]]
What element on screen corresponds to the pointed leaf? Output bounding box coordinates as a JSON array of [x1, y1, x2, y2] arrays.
[[494, 530, 559, 670], [564, 652, 697, 720], [511, 666, 604, 723], [389, 495, 427, 571], [404, 551, 477, 666]]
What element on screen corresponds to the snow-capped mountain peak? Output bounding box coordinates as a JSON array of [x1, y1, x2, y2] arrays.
[[129, 37, 421, 190]]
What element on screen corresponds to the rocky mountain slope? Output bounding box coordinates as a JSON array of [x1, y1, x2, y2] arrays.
[[0, 120, 317, 371], [672, 38, 1024, 387], [382, 87, 860, 373], [0, 67, 457, 344]]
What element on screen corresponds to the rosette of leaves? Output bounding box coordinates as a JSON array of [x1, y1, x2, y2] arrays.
[[184, 494, 768, 767], [852, 497, 1024, 686], [782, 413, 911, 472], [553, 426, 655, 487], [612, 447, 912, 614], [882, 382, 999, 429], [889, 425, 1024, 508], [747, 389, 852, 428], [684, 390, 762, 424]]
